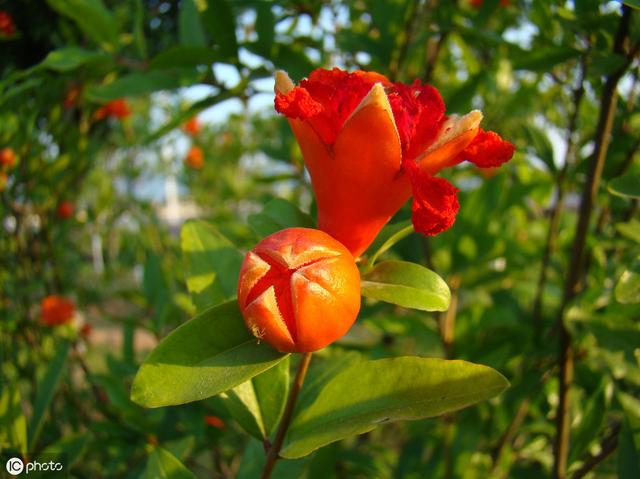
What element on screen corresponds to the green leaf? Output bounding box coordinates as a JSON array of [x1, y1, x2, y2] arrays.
[[609, 174, 640, 200], [132, 0, 148, 59], [569, 380, 607, 465], [143, 252, 172, 332], [282, 357, 509, 458], [41, 432, 90, 468], [513, 46, 581, 72], [618, 419, 640, 479], [0, 384, 28, 455], [149, 47, 222, 70], [179, 0, 206, 47], [615, 260, 640, 304], [87, 70, 204, 101], [237, 439, 309, 479], [46, 0, 119, 52], [144, 447, 197, 479], [29, 340, 70, 449], [521, 124, 556, 173], [131, 301, 288, 408], [248, 198, 315, 238], [616, 220, 640, 244], [180, 220, 244, 311], [623, 1, 640, 9], [365, 220, 413, 268], [361, 260, 451, 312], [255, 2, 275, 56], [202, 0, 238, 59], [221, 356, 289, 440], [38, 47, 110, 72]]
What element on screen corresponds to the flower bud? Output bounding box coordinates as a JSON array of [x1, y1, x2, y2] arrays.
[[237, 228, 361, 353]]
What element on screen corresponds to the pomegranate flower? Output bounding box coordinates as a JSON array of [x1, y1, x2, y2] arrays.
[[0, 11, 16, 37], [275, 68, 514, 257], [41, 295, 75, 327]]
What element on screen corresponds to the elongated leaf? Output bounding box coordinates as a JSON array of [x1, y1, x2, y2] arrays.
[[88, 70, 204, 101], [521, 124, 556, 173], [255, 2, 275, 56], [616, 262, 640, 304], [179, 0, 206, 47], [47, 0, 118, 51], [222, 356, 289, 440], [133, 0, 147, 59], [619, 419, 640, 479], [609, 174, 640, 199], [569, 380, 607, 465], [29, 340, 70, 449], [131, 301, 287, 408], [513, 46, 580, 72], [361, 260, 451, 312], [41, 432, 90, 468], [281, 357, 508, 458], [202, 0, 238, 59], [144, 447, 197, 479], [0, 384, 27, 455], [149, 47, 222, 70], [248, 198, 314, 239], [180, 220, 244, 311], [38, 47, 110, 72]]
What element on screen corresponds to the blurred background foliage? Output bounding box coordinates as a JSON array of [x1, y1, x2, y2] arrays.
[[0, 0, 639, 477]]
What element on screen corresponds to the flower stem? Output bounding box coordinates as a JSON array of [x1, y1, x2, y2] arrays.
[[261, 352, 313, 479]]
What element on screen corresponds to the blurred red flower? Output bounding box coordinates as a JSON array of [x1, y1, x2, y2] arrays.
[[184, 146, 204, 169], [204, 415, 225, 429], [0, 11, 16, 36], [94, 99, 131, 121], [182, 117, 201, 135], [0, 147, 17, 169], [57, 201, 74, 220], [41, 296, 75, 327], [274, 68, 514, 257]]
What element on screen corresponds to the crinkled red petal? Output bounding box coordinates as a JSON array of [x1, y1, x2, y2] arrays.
[[460, 129, 515, 168], [404, 161, 459, 236], [388, 80, 446, 160], [275, 87, 323, 120]]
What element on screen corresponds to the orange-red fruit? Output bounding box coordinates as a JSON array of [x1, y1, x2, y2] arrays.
[[57, 201, 74, 219], [0, 147, 16, 169], [237, 228, 361, 353], [41, 295, 75, 327], [184, 146, 204, 169]]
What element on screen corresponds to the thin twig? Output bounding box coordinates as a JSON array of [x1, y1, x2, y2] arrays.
[[261, 353, 313, 479], [553, 7, 633, 479], [570, 422, 621, 479]]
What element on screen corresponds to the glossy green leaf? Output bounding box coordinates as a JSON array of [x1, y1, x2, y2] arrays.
[[248, 198, 314, 239], [0, 384, 27, 455], [38, 47, 110, 72], [180, 220, 244, 311], [202, 0, 238, 59], [144, 447, 197, 479], [88, 70, 204, 101], [179, 0, 206, 47], [361, 260, 451, 312], [609, 174, 640, 199], [131, 301, 288, 408], [281, 357, 509, 458], [221, 356, 289, 440], [47, 0, 118, 51], [29, 340, 70, 449]]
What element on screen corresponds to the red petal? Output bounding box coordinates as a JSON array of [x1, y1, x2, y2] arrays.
[[460, 129, 515, 168], [405, 161, 459, 236], [275, 87, 323, 120]]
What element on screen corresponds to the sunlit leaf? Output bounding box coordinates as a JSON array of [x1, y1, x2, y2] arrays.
[[131, 301, 287, 408], [282, 357, 508, 458], [144, 447, 197, 479]]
